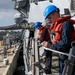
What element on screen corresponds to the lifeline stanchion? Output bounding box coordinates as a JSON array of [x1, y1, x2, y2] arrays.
[[34, 40, 41, 75], [62, 44, 75, 75]]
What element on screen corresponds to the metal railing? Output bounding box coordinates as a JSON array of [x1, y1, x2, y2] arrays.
[[42, 44, 75, 75], [31, 39, 75, 75], [22, 34, 75, 75]]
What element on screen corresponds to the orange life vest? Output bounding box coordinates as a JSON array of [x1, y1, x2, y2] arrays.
[[39, 26, 50, 41], [50, 16, 75, 44]]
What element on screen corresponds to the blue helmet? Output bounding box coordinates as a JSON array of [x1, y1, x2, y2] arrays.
[[44, 5, 59, 20], [34, 22, 42, 29]]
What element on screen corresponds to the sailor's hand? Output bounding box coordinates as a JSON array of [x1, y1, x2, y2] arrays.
[[42, 41, 50, 48], [37, 40, 40, 43]]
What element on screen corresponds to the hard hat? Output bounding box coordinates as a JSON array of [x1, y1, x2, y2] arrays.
[[34, 22, 42, 29], [14, 13, 23, 24], [44, 5, 59, 19]]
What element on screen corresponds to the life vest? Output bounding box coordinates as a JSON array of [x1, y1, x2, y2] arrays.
[[50, 15, 75, 44], [39, 26, 50, 41]]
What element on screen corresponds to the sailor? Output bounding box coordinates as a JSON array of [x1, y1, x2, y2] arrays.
[[43, 5, 75, 75], [34, 22, 52, 74]]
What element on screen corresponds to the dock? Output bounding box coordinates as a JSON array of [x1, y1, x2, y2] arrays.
[[0, 43, 20, 75]]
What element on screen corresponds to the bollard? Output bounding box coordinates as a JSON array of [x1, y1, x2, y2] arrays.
[[3, 58, 9, 65]]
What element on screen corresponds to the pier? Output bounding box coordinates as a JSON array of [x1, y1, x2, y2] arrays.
[[0, 43, 20, 75]]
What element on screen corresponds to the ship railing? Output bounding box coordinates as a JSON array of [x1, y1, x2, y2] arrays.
[[23, 36, 33, 75], [33, 40, 75, 75]]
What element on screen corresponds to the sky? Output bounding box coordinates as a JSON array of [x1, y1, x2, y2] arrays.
[[0, 0, 18, 27]]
